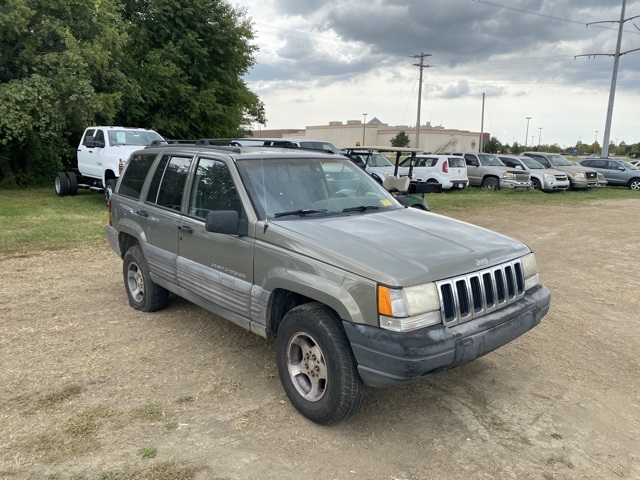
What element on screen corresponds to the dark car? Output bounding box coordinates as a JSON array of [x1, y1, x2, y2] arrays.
[[578, 158, 640, 190]]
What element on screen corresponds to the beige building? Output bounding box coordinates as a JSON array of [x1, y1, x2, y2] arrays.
[[249, 118, 487, 153]]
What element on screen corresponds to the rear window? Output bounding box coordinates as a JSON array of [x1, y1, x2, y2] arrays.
[[118, 153, 157, 199], [448, 157, 465, 168]]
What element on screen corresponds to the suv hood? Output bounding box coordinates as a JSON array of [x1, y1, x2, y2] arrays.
[[261, 209, 529, 286]]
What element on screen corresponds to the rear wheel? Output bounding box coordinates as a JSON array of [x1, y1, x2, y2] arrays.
[[276, 303, 366, 425], [67, 172, 78, 196], [122, 246, 169, 312], [55, 172, 70, 196], [628, 178, 640, 190], [481, 176, 500, 190]]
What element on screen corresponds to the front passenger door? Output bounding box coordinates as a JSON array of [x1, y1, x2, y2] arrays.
[[177, 157, 255, 319]]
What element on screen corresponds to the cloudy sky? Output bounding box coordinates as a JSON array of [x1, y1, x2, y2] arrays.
[[234, 0, 640, 148]]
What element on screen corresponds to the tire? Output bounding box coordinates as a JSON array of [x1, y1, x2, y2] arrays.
[[275, 303, 366, 425], [55, 172, 70, 196], [66, 172, 78, 196], [531, 178, 542, 191], [628, 178, 640, 191], [105, 178, 117, 205], [122, 245, 169, 312], [481, 176, 500, 190]]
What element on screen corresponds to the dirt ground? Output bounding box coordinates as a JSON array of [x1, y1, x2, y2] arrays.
[[1, 199, 640, 480]]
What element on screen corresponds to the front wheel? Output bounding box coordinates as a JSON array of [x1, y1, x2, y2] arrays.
[[628, 178, 640, 190], [105, 178, 117, 205], [531, 178, 542, 191], [122, 246, 169, 312], [276, 303, 366, 425], [481, 176, 500, 190]]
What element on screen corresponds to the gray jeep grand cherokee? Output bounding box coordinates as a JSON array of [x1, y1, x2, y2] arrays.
[[107, 141, 550, 424]]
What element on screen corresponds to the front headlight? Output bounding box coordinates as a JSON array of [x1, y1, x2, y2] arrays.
[[543, 173, 554, 181], [503, 172, 515, 180], [377, 283, 442, 332], [572, 172, 585, 178], [521, 253, 539, 290]]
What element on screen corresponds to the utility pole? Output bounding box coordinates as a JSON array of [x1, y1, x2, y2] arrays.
[[412, 52, 432, 150], [575, 0, 640, 158], [524, 117, 532, 150], [362, 113, 367, 146], [480, 93, 485, 153]]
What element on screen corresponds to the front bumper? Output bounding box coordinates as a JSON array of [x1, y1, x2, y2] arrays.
[[500, 179, 531, 190], [343, 284, 550, 388]]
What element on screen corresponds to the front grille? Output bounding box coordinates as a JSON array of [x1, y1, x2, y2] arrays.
[[585, 171, 597, 179], [436, 259, 526, 326], [514, 174, 529, 182], [555, 174, 568, 181]]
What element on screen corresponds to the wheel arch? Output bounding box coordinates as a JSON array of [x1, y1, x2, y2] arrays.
[[265, 275, 367, 339]]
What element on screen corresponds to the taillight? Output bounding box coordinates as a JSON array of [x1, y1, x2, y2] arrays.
[[442, 160, 449, 173]]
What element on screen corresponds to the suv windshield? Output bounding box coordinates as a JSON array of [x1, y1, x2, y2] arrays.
[[478, 154, 504, 166], [521, 157, 545, 169], [237, 157, 400, 219], [548, 155, 573, 167], [108, 130, 163, 146]]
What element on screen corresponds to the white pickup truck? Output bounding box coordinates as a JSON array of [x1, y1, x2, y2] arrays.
[[55, 126, 164, 204]]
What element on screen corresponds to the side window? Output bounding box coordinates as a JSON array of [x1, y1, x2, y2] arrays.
[[94, 129, 105, 144], [502, 158, 514, 168], [606, 161, 620, 169], [82, 129, 96, 146], [145, 155, 192, 211], [119, 153, 157, 199], [189, 158, 241, 219], [592, 160, 606, 169], [464, 154, 476, 165]]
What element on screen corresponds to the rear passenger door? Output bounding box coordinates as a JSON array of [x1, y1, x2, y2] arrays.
[[177, 157, 255, 319], [139, 154, 193, 283]]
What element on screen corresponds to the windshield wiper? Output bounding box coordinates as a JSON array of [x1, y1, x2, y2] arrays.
[[274, 208, 328, 218], [342, 205, 379, 213]]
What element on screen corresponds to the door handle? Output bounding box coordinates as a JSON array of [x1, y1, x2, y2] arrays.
[[178, 225, 193, 234], [136, 210, 149, 218]]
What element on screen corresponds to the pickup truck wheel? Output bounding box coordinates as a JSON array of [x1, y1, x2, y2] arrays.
[[276, 303, 366, 425], [123, 246, 169, 312], [105, 179, 117, 205], [628, 178, 640, 190], [67, 172, 78, 196], [55, 172, 70, 196], [481, 176, 500, 190]]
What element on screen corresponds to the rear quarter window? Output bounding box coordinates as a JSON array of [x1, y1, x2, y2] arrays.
[[118, 153, 157, 199]]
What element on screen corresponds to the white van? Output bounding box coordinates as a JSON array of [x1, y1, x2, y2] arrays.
[[400, 154, 468, 189]]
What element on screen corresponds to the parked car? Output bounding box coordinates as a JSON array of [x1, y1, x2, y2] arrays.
[[522, 152, 598, 189], [578, 158, 640, 190], [341, 146, 431, 210], [498, 155, 570, 192], [452, 152, 531, 190], [106, 140, 550, 425], [341, 146, 411, 184], [399, 154, 468, 190]]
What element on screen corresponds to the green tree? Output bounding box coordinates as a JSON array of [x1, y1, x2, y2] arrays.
[[484, 136, 502, 153], [118, 0, 265, 139], [390, 131, 410, 148], [0, 0, 128, 185]]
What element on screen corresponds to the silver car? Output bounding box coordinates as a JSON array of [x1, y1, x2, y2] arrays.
[[578, 158, 640, 190], [499, 155, 570, 191]]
